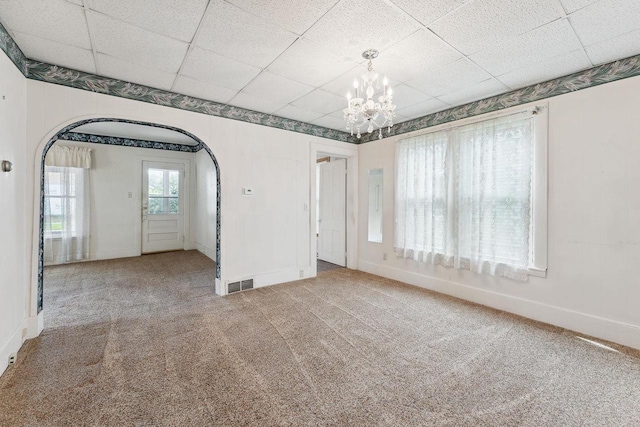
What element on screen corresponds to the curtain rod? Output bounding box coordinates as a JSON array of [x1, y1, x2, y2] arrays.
[[397, 104, 545, 141]]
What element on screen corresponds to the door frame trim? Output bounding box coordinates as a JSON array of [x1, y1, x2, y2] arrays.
[[141, 159, 189, 254], [309, 142, 358, 277], [317, 158, 347, 267]]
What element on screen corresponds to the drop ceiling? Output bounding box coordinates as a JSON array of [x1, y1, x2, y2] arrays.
[[1, 0, 639, 132]]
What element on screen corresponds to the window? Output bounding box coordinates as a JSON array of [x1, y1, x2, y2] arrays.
[[147, 168, 180, 214], [395, 108, 547, 280], [43, 145, 92, 264], [44, 166, 81, 237]]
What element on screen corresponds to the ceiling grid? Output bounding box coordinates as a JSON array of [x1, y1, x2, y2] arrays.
[[0, 0, 638, 134]]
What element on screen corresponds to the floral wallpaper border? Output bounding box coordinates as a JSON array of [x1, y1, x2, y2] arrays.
[[3, 20, 640, 145], [58, 132, 201, 153], [0, 21, 27, 75], [38, 119, 222, 313], [358, 54, 640, 143]]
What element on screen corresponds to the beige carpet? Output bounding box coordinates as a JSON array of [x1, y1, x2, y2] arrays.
[[1, 251, 639, 426]]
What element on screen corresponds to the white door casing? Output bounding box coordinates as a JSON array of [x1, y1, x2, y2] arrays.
[[318, 158, 346, 266], [142, 161, 185, 253]]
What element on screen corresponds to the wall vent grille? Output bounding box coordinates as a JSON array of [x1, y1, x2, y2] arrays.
[[227, 279, 254, 293], [228, 281, 241, 293]]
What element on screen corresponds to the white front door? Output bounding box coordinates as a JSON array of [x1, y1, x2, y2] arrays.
[[142, 161, 185, 253], [318, 158, 346, 266]]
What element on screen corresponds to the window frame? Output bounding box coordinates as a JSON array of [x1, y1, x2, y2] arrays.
[[395, 103, 548, 278], [43, 166, 80, 239]]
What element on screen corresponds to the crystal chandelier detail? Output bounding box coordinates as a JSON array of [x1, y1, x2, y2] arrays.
[[344, 48, 396, 139]]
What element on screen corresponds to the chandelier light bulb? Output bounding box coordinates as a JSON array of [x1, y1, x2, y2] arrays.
[[343, 49, 396, 140]]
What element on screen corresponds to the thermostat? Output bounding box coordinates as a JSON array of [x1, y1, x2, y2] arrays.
[[243, 187, 254, 195]]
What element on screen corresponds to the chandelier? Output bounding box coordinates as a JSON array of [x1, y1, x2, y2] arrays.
[[344, 48, 396, 139]]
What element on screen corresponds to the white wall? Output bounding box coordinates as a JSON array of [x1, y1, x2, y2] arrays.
[[0, 53, 27, 376], [195, 150, 217, 262], [358, 75, 640, 350], [44, 141, 197, 263], [24, 78, 356, 321]]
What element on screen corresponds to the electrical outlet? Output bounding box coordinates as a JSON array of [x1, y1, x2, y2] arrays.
[[299, 269, 304, 278], [8, 353, 16, 365]]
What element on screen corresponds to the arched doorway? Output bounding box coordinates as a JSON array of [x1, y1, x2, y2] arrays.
[[36, 118, 221, 313]]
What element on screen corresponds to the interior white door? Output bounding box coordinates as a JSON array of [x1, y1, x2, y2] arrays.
[[142, 161, 185, 253], [318, 158, 346, 266]]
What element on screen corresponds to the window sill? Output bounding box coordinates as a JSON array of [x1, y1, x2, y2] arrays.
[[528, 267, 547, 278], [44, 235, 78, 240]]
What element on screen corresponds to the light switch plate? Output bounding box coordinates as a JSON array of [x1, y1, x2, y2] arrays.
[[243, 187, 254, 195]]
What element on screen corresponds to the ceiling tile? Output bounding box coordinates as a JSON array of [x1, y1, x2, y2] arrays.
[[86, 0, 208, 43], [66, 0, 84, 5], [374, 30, 462, 83], [311, 114, 348, 131], [585, 28, 640, 65], [560, 0, 600, 13], [321, 67, 370, 97], [173, 76, 237, 103], [390, 84, 433, 109], [88, 11, 189, 73], [407, 58, 492, 97], [0, 0, 91, 49], [291, 89, 347, 114], [274, 105, 324, 122], [497, 49, 592, 89], [429, 0, 564, 55], [229, 92, 287, 114], [390, 0, 470, 26], [226, 0, 339, 35], [568, 0, 640, 47], [437, 78, 509, 106], [328, 109, 347, 119], [12, 31, 96, 74], [303, 0, 422, 63], [194, 0, 297, 68], [470, 19, 582, 76], [96, 54, 176, 90], [396, 98, 451, 119], [393, 113, 411, 124], [242, 71, 314, 104], [268, 38, 358, 87], [180, 48, 262, 90]]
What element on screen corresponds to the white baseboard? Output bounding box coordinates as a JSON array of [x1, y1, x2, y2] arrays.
[[0, 321, 27, 378], [26, 312, 44, 339], [221, 266, 312, 296], [195, 243, 215, 262], [92, 248, 140, 260], [358, 261, 640, 351]]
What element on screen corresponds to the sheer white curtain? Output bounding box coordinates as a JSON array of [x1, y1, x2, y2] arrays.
[[44, 145, 92, 264], [395, 112, 534, 280]]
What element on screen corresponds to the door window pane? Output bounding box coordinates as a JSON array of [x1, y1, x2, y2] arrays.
[[148, 168, 180, 214]]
